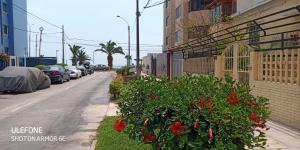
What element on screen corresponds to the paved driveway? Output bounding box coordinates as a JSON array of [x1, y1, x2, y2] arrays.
[[0, 71, 114, 150]]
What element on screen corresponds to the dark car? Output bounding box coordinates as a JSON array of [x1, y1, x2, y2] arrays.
[[83, 62, 94, 75], [95, 64, 110, 71], [0, 67, 51, 93], [77, 66, 88, 76], [42, 66, 70, 84]]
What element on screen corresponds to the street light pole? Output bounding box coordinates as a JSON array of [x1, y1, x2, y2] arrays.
[[116, 15, 131, 66], [136, 0, 141, 77], [38, 27, 44, 57], [93, 50, 95, 65]]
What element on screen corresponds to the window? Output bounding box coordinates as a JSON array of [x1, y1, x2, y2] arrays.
[[4, 47, 9, 54], [189, 0, 211, 11], [2, 2, 8, 13], [165, 36, 169, 45], [3, 25, 8, 35], [176, 5, 182, 19], [165, 16, 169, 26], [225, 45, 234, 71], [210, 5, 222, 24], [175, 30, 181, 43], [288, 34, 299, 46], [249, 22, 260, 47]]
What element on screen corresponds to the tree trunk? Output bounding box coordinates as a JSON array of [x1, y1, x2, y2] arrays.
[[108, 55, 113, 69]]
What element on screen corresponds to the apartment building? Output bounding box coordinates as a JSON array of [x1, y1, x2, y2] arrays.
[[164, 0, 300, 129], [163, 0, 212, 77], [0, 0, 28, 69]]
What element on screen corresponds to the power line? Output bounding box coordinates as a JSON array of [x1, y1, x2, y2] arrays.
[[12, 3, 62, 29], [144, 0, 165, 9], [66, 37, 162, 46], [14, 26, 61, 34]]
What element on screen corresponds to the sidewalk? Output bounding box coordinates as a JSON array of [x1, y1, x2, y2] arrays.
[[263, 121, 300, 150], [104, 102, 300, 149]]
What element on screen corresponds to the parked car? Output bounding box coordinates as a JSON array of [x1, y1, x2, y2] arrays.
[[42, 65, 70, 84], [65, 66, 82, 79], [83, 62, 94, 75], [94, 64, 110, 71], [0, 67, 51, 93], [77, 66, 88, 76]]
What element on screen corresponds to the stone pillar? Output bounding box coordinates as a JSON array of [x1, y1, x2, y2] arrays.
[[232, 43, 239, 81], [215, 55, 224, 79]]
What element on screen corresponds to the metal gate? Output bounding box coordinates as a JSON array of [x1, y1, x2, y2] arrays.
[[172, 52, 183, 78]]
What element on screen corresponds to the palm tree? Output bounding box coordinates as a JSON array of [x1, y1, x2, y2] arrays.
[[95, 40, 124, 68], [69, 44, 83, 66], [125, 55, 132, 66], [77, 50, 90, 65]]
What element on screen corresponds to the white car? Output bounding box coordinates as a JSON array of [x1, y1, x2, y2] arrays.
[[65, 66, 82, 79]]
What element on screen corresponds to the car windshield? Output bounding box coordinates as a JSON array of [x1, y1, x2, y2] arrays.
[[43, 66, 60, 71]]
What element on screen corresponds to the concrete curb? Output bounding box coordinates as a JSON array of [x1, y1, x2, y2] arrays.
[[89, 102, 118, 150]]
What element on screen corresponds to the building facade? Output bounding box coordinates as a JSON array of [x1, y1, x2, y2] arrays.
[[163, 0, 212, 77], [163, 0, 300, 129], [0, 0, 28, 59]]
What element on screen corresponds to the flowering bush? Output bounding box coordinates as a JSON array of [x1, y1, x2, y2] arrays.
[[116, 75, 270, 149], [109, 76, 124, 100]]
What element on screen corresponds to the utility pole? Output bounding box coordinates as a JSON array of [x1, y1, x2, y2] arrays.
[[62, 25, 65, 65], [35, 34, 38, 57], [128, 25, 131, 66], [38, 27, 44, 57], [28, 24, 33, 57], [136, 0, 141, 77]]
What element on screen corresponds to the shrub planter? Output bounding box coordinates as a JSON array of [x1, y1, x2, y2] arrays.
[[116, 75, 270, 150]]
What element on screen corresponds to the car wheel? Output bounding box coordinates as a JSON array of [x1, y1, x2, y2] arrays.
[[59, 76, 64, 84]]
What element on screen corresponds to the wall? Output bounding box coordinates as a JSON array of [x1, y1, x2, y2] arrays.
[[156, 53, 167, 77], [12, 0, 28, 57], [251, 81, 300, 130]]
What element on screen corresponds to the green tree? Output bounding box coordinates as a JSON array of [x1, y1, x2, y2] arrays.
[[95, 40, 125, 68], [77, 50, 90, 65], [69, 44, 83, 66]]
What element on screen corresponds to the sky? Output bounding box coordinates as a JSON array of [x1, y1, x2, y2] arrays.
[[27, 0, 163, 67]]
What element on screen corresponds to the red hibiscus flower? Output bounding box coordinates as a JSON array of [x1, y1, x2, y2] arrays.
[[198, 101, 206, 107], [170, 121, 186, 136], [207, 102, 213, 107], [143, 132, 155, 143], [227, 92, 241, 106], [209, 128, 214, 141], [148, 92, 157, 100], [144, 119, 150, 126], [249, 112, 266, 129], [249, 112, 261, 123], [114, 119, 126, 132], [207, 102, 213, 113], [194, 120, 199, 129]]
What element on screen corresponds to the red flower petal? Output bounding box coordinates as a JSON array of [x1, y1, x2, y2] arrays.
[[207, 102, 213, 107], [114, 119, 126, 132], [194, 120, 199, 129], [209, 128, 214, 141], [170, 122, 186, 136], [144, 119, 150, 126], [198, 101, 206, 107]]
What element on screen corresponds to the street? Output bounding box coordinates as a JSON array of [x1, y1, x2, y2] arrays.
[[0, 71, 114, 150]]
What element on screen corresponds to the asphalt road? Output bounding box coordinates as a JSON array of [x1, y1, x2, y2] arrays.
[[0, 71, 115, 150]]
